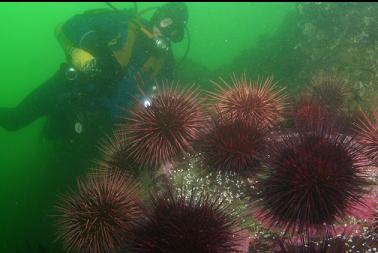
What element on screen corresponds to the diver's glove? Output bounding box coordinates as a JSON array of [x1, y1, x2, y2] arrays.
[[70, 48, 101, 77]]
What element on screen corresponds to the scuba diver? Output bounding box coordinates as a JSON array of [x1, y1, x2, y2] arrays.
[[0, 3, 188, 149]]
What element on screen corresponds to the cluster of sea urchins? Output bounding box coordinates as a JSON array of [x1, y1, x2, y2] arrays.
[[56, 74, 378, 253], [56, 170, 243, 253], [196, 75, 288, 177]]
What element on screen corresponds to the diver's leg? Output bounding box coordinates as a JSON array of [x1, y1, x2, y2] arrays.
[[0, 69, 65, 131]]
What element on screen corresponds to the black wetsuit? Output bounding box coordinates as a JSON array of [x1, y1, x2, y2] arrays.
[[0, 63, 117, 141], [0, 9, 174, 139]]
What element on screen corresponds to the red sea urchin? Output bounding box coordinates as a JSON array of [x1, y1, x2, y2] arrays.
[[56, 169, 142, 253], [120, 82, 205, 169], [256, 113, 369, 235], [292, 97, 332, 131], [306, 72, 351, 115], [128, 185, 243, 253], [97, 133, 131, 171], [197, 112, 267, 177], [209, 74, 288, 129], [354, 108, 378, 166]]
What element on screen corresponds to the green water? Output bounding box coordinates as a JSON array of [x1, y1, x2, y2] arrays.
[[0, 2, 297, 252]]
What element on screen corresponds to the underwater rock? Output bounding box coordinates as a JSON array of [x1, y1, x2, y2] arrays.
[[296, 2, 378, 111], [276, 231, 377, 253], [173, 58, 217, 88]]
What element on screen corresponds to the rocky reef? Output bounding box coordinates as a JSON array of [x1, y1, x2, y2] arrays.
[[295, 2, 378, 110]]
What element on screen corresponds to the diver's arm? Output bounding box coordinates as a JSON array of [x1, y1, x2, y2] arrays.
[[0, 86, 51, 131], [55, 10, 127, 77], [0, 71, 63, 131], [0, 107, 34, 131], [55, 21, 99, 73], [160, 52, 176, 80], [55, 10, 112, 74]]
